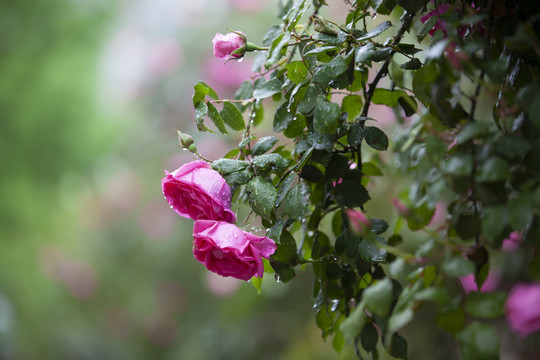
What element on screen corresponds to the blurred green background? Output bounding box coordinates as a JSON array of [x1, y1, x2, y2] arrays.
[[0, 0, 362, 358]]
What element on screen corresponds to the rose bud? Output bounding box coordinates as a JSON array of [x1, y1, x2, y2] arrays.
[[212, 32, 246, 60], [192, 220, 276, 281], [162, 160, 236, 223], [346, 209, 372, 235], [505, 282, 540, 337]]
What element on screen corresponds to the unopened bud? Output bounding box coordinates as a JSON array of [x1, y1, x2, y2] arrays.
[[177, 130, 194, 149]]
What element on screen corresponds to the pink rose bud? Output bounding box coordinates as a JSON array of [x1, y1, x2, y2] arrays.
[[391, 198, 411, 217], [505, 282, 540, 337], [162, 160, 236, 223], [346, 209, 371, 235], [192, 220, 277, 281], [212, 32, 246, 60]]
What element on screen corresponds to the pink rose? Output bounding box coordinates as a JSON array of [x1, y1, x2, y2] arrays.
[[506, 282, 540, 337], [212, 32, 246, 60], [162, 160, 236, 223], [502, 231, 522, 252], [192, 220, 276, 281]]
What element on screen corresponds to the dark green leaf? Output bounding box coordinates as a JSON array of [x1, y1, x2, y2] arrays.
[[356, 21, 393, 41], [455, 214, 480, 240], [436, 306, 465, 333], [253, 78, 283, 99], [284, 113, 307, 138], [300, 164, 323, 182], [223, 170, 252, 186], [389, 332, 408, 360], [336, 180, 370, 207], [355, 43, 376, 64], [276, 173, 296, 207], [298, 85, 320, 114], [252, 136, 279, 155], [362, 162, 383, 176], [347, 123, 364, 146], [312, 56, 348, 87], [212, 159, 250, 174], [417, 14, 437, 41], [272, 230, 298, 264], [252, 153, 289, 172], [246, 177, 277, 220], [361, 322, 378, 352], [443, 153, 474, 176], [303, 45, 339, 56], [370, 219, 389, 234], [325, 154, 349, 179], [220, 101, 245, 130], [465, 292, 506, 319], [273, 103, 294, 132], [314, 97, 341, 134], [270, 259, 296, 283], [359, 237, 387, 263], [475, 157, 510, 183], [364, 126, 389, 151], [400, 57, 422, 70], [284, 182, 310, 219], [206, 102, 228, 134], [443, 255, 475, 277]]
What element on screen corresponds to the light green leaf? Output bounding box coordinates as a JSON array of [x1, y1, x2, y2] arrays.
[[246, 177, 277, 220], [314, 97, 341, 134], [356, 21, 393, 41], [220, 101, 245, 130], [206, 102, 227, 134], [286, 61, 308, 84]]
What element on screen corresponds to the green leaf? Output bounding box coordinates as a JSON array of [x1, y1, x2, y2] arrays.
[[252, 136, 279, 155], [212, 159, 250, 174], [389, 333, 408, 360], [314, 97, 341, 134], [370, 219, 389, 234], [359, 237, 387, 263], [389, 308, 414, 333], [312, 55, 348, 87], [253, 78, 283, 99], [355, 43, 376, 64], [340, 303, 366, 342], [273, 103, 294, 132], [250, 276, 263, 294], [223, 170, 252, 186], [303, 45, 339, 56], [272, 230, 298, 264], [286, 61, 308, 84], [455, 214, 481, 240], [456, 121, 493, 144], [371, 89, 407, 107], [206, 102, 228, 134], [270, 259, 296, 283], [341, 95, 363, 120], [220, 101, 245, 130], [457, 322, 500, 360], [284, 113, 306, 138], [193, 81, 218, 106], [356, 21, 392, 41], [246, 177, 277, 220], [362, 162, 383, 176], [265, 32, 291, 68], [443, 255, 475, 277], [252, 153, 289, 172], [300, 164, 323, 182], [417, 14, 437, 41], [360, 322, 378, 353], [347, 123, 364, 146], [284, 182, 310, 220], [276, 172, 295, 207], [332, 330, 345, 353], [475, 157, 510, 183], [398, 96, 418, 117], [443, 153, 474, 176], [364, 126, 389, 151], [298, 85, 320, 114], [465, 292, 506, 319], [436, 306, 465, 333], [400, 57, 422, 70], [529, 251, 540, 281], [364, 279, 393, 317], [336, 180, 370, 207], [194, 101, 211, 132]]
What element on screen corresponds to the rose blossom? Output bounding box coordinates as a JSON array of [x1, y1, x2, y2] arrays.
[[420, 4, 451, 36], [212, 32, 246, 60], [459, 272, 499, 294], [502, 230, 522, 252], [192, 220, 276, 281], [162, 160, 236, 223], [505, 282, 540, 337]]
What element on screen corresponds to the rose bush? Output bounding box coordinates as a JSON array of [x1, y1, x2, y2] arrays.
[[506, 282, 540, 337], [162, 160, 236, 223], [192, 220, 276, 281], [212, 32, 246, 60]]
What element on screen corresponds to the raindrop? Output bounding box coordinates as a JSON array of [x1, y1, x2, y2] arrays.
[[238, 58, 244, 63], [286, 108, 291, 113], [330, 299, 340, 312], [394, 159, 401, 168], [170, 206, 173, 209], [275, 274, 281, 283], [307, 230, 314, 237]]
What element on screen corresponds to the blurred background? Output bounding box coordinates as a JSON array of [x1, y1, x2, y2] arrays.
[[0, 0, 363, 358], [2, 1, 536, 359]]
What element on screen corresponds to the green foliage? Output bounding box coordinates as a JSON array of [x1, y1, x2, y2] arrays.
[[185, 0, 540, 358]]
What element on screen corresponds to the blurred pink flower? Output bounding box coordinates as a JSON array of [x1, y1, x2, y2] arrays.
[[420, 4, 452, 36], [459, 272, 499, 294], [147, 38, 182, 75], [506, 282, 540, 337], [212, 32, 246, 60], [226, 0, 266, 12], [428, 201, 447, 228], [391, 198, 411, 217], [502, 231, 522, 252], [203, 56, 253, 95], [206, 271, 241, 297], [346, 209, 371, 235]]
